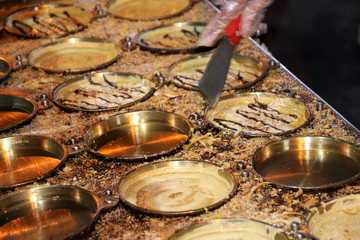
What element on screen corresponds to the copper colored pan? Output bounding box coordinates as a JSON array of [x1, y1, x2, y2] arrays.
[[0, 185, 118, 239], [0, 57, 12, 82], [118, 160, 238, 216], [84, 110, 192, 161], [0, 94, 38, 132], [252, 136, 360, 189], [0, 135, 78, 189]]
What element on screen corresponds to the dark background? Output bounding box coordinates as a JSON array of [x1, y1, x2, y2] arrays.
[[262, 0, 360, 129]]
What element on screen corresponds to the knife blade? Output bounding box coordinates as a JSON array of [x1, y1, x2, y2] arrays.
[[199, 15, 242, 108]]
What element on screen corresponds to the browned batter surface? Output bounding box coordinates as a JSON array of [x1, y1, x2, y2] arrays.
[[0, 1, 359, 239]]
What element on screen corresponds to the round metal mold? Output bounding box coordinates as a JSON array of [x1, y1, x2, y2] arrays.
[[169, 53, 267, 91], [84, 110, 192, 161], [27, 38, 122, 74], [3, 4, 92, 38], [0, 185, 119, 239], [252, 136, 360, 190], [0, 57, 12, 82], [168, 218, 288, 240], [205, 92, 312, 137], [106, 0, 194, 21], [305, 194, 360, 240], [0, 94, 38, 132], [53, 72, 157, 112], [118, 160, 238, 216], [0, 135, 70, 189], [134, 22, 207, 53]]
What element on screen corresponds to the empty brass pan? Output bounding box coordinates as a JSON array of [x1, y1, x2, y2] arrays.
[[119, 160, 238, 216], [28, 38, 122, 74], [84, 110, 192, 161], [0, 185, 118, 239], [252, 136, 360, 189], [0, 94, 38, 132], [0, 135, 77, 189], [0, 57, 12, 82], [107, 0, 195, 21]]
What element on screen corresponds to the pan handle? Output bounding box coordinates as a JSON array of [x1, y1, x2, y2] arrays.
[[96, 189, 120, 211], [64, 138, 84, 156], [152, 72, 166, 89], [287, 221, 316, 240], [188, 112, 210, 131], [11, 55, 28, 71], [36, 94, 53, 110], [92, 4, 106, 20]]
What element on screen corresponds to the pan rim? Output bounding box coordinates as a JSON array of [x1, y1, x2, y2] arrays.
[[251, 135, 360, 190], [0, 184, 103, 239], [118, 159, 239, 216], [3, 3, 93, 39], [0, 134, 69, 189], [52, 71, 157, 112], [168, 52, 267, 91], [205, 92, 313, 137], [84, 110, 193, 161], [27, 37, 122, 74], [106, 0, 196, 21]]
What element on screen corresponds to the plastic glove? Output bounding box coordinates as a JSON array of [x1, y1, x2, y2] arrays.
[[198, 0, 273, 46]]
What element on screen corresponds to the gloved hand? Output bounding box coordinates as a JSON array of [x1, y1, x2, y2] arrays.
[[198, 0, 273, 46]]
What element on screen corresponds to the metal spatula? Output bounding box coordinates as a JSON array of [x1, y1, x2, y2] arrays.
[[199, 15, 242, 108]]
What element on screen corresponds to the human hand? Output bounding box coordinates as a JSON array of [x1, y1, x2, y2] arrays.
[[198, 0, 273, 46]]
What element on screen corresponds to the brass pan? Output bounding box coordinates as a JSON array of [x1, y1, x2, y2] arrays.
[[168, 218, 288, 240], [0, 185, 118, 239], [134, 22, 208, 53], [84, 110, 192, 161], [205, 92, 312, 137], [252, 136, 360, 189], [0, 94, 38, 132], [107, 0, 195, 21], [169, 53, 267, 91], [3, 4, 93, 38], [304, 194, 360, 240], [28, 38, 122, 74], [0, 57, 12, 82], [0, 135, 77, 189], [53, 72, 158, 112], [119, 160, 238, 216]]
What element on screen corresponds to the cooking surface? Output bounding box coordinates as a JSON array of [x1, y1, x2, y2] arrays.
[[0, 0, 359, 239]]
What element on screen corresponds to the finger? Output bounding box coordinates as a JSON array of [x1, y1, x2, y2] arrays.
[[240, 0, 273, 36], [198, 0, 248, 46]]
